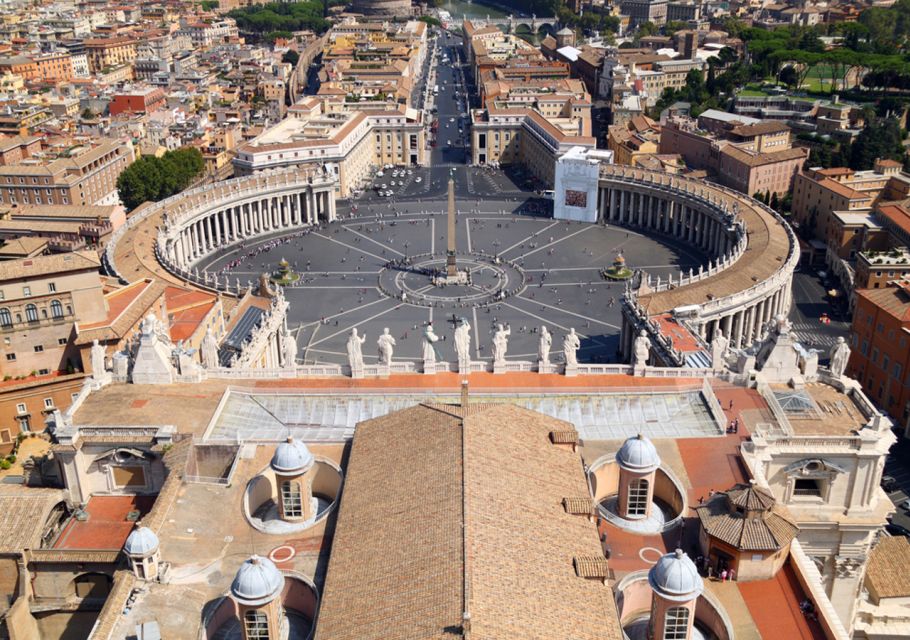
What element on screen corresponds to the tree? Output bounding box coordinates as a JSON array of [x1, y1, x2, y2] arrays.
[[637, 22, 658, 38], [281, 49, 300, 66], [779, 65, 799, 90], [117, 148, 206, 211], [849, 118, 906, 170]]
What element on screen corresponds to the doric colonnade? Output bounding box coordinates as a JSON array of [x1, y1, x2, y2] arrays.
[[599, 165, 798, 358], [158, 169, 337, 274]]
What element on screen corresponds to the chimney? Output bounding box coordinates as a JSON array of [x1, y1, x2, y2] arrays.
[[461, 380, 469, 408]]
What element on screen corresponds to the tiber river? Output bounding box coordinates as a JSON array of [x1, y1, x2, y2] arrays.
[[438, 0, 545, 42]]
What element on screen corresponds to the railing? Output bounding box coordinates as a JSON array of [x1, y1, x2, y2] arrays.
[[103, 167, 325, 282], [609, 165, 799, 323]]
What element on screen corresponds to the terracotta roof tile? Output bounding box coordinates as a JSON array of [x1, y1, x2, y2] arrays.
[[866, 535, 910, 598]]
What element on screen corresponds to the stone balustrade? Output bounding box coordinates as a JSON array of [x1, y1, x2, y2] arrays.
[[596, 165, 798, 360], [104, 168, 337, 293]]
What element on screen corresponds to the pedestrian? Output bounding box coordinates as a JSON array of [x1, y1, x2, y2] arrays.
[[729, 568, 736, 581], [728, 399, 734, 410], [720, 569, 728, 582]]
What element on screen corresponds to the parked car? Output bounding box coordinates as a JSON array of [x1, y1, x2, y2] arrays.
[[886, 522, 910, 538], [883, 475, 899, 492]]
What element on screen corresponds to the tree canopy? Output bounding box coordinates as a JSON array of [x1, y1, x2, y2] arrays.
[[117, 147, 205, 211], [228, 2, 329, 36]]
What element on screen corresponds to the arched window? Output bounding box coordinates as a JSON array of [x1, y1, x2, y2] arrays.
[[626, 478, 649, 517], [25, 304, 38, 323], [0, 308, 10, 327], [50, 300, 63, 318], [281, 480, 303, 518], [664, 606, 689, 640], [244, 609, 270, 639]]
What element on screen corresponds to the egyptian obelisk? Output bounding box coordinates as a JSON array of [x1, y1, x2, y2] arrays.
[[446, 169, 457, 277]]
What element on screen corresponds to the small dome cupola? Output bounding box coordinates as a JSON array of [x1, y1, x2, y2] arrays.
[[616, 434, 661, 473], [270, 437, 314, 476], [123, 526, 159, 557], [648, 549, 704, 602], [231, 555, 285, 607]]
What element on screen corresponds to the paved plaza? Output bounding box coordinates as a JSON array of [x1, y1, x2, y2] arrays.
[[200, 211, 704, 365], [205, 388, 723, 442]]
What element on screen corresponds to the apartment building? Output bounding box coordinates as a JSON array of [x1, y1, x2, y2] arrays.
[[659, 116, 808, 196], [232, 97, 426, 197], [0, 250, 106, 380], [471, 106, 596, 187], [176, 19, 239, 48], [792, 161, 910, 246], [621, 0, 668, 26], [600, 51, 705, 107], [83, 36, 137, 73], [32, 52, 74, 83], [849, 279, 910, 426], [607, 115, 661, 166], [109, 88, 167, 116], [855, 248, 910, 290], [0, 140, 135, 207], [0, 203, 126, 253]]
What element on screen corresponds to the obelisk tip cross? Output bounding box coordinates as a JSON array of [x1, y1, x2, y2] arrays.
[[446, 170, 457, 277]]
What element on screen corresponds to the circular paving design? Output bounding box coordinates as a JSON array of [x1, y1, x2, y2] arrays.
[[199, 211, 705, 366], [377, 252, 526, 307]]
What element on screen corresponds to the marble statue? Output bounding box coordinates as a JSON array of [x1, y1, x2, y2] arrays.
[[141, 313, 158, 338], [539, 325, 552, 365], [346, 328, 366, 370], [829, 336, 851, 380], [633, 329, 650, 368], [563, 328, 580, 367], [492, 324, 511, 364], [201, 328, 219, 369], [711, 328, 729, 371], [423, 324, 440, 364], [90, 339, 106, 377], [775, 314, 792, 335], [454, 318, 471, 372], [283, 326, 297, 369], [377, 328, 396, 367]]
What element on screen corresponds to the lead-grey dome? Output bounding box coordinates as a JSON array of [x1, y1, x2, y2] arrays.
[[616, 434, 661, 473], [123, 526, 159, 557], [231, 555, 284, 606], [270, 436, 314, 475], [648, 549, 704, 602]]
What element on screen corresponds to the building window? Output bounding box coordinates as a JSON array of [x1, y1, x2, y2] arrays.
[[48, 282, 56, 292], [244, 610, 269, 640], [22, 286, 31, 297], [0, 307, 10, 327], [281, 480, 303, 518], [6, 353, 15, 361], [627, 478, 649, 517], [25, 304, 38, 323], [794, 478, 822, 497], [58, 337, 67, 345], [17, 416, 30, 432], [34, 344, 43, 353], [50, 300, 63, 318], [44, 398, 54, 409], [664, 607, 689, 640], [16, 403, 26, 414]]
